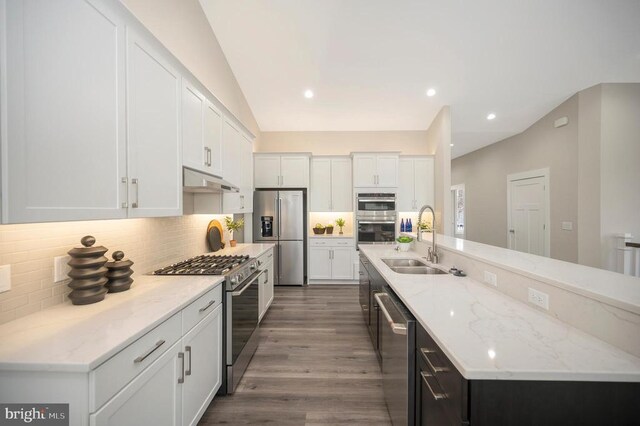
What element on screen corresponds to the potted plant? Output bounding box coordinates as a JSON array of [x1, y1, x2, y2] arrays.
[[335, 218, 346, 235], [418, 220, 432, 236], [326, 224, 334, 235], [224, 216, 245, 247], [312, 223, 326, 235], [396, 235, 414, 252]]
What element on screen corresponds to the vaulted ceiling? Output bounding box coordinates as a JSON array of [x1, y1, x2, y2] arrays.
[[200, 0, 640, 157]]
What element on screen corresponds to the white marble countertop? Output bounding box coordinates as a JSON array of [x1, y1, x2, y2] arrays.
[[0, 243, 275, 373], [359, 245, 640, 382], [401, 232, 640, 315]]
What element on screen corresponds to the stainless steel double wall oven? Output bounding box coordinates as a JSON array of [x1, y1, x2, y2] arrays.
[[356, 192, 397, 246]]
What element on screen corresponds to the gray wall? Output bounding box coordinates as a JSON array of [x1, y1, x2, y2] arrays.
[[451, 95, 580, 263]]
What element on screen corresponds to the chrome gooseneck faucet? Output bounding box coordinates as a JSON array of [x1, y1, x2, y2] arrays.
[[417, 205, 439, 264]]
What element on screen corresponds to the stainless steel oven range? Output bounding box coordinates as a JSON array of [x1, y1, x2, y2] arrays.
[[356, 192, 397, 246], [153, 254, 262, 394]]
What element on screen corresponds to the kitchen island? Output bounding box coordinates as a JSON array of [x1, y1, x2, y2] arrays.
[[359, 244, 640, 425]]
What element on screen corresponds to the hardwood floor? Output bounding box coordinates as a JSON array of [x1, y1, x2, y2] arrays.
[[200, 285, 392, 426]]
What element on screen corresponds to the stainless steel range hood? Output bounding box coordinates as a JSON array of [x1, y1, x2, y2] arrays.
[[183, 167, 239, 193]]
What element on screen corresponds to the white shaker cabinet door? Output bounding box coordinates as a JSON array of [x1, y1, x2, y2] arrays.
[[330, 158, 352, 211], [181, 305, 223, 426], [353, 155, 377, 187], [309, 247, 332, 280], [397, 158, 415, 211], [204, 101, 223, 177], [90, 341, 182, 426], [280, 156, 309, 188], [127, 30, 182, 218], [376, 155, 399, 187], [2, 0, 127, 223], [310, 158, 332, 211], [413, 157, 435, 210], [331, 247, 353, 280], [221, 119, 242, 187], [182, 81, 206, 173], [254, 156, 281, 188]]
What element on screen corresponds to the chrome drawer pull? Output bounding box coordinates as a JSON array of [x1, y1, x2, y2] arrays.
[[133, 339, 165, 363], [421, 371, 447, 400], [374, 293, 407, 335], [198, 299, 216, 313], [421, 348, 450, 373], [178, 352, 185, 383], [185, 346, 192, 375]]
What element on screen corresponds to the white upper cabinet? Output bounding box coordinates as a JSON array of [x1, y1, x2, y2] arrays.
[[221, 119, 242, 187], [203, 101, 223, 177], [222, 130, 253, 214], [2, 0, 128, 223], [126, 29, 182, 218], [310, 157, 352, 212], [182, 80, 223, 178], [352, 153, 399, 187], [254, 154, 309, 188], [398, 156, 434, 211]]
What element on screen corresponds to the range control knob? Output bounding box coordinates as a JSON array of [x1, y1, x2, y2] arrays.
[[250, 263, 257, 270], [230, 276, 239, 284]]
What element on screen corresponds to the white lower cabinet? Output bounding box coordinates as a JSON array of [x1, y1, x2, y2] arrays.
[[92, 294, 222, 426], [181, 305, 223, 426], [309, 239, 355, 280], [91, 341, 183, 426], [257, 248, 275, 321]]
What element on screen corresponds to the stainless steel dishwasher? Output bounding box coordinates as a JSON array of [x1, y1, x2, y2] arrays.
[[375, 292, 416, 426]]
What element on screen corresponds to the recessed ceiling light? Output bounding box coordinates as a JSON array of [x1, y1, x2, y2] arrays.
[[304, 89, 314, 99], [487, 113, 496, 120], [426, 88, 436, 97], [450, 143, 454, 147]]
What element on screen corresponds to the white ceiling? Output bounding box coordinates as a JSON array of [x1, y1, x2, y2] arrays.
[[200, 0, 640, 157]]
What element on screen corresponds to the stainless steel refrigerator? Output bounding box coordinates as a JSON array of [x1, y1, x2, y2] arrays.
[[253, 190, 306, 285]]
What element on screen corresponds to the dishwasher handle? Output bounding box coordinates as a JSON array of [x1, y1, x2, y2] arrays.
[[374, 293, 407, 335]]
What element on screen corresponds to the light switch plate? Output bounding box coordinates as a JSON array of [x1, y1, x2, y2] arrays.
[[483, 271, 497, 287], [528, 288, 549, 310], [54, 255, 71, 282], [0, 264, 11, 293]]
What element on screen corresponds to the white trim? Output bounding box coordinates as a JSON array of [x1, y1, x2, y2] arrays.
[[451, 183, 465, 239], [506, 168, 550, 257]]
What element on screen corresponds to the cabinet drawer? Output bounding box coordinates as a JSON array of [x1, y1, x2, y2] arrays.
[[257, 248, 274, 270], [310, 238, 354, 247], [182, 285, 223, 334], [416, 325, 468, 424], [90, 312, 182, 412]]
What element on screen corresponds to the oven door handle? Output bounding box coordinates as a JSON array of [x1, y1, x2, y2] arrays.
[[357, 198, 396, 202], [358, 221, 396, 224], [231, 270, 264, 296]]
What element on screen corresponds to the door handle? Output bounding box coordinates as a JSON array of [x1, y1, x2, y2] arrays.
[[178, 352, 185, 383], [133, 339, 165, 363], [420, 348, 450, 373], [374, 293, 407, 335], [278, 198, 282, 237], [131, 178, 139, 208], [420, 371, 447, 400], [185, 346, 192, 376]]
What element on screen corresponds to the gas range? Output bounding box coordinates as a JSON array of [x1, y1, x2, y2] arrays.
[[153, 254, 258, 291]]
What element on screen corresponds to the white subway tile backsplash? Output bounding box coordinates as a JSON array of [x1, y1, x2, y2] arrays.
[[0, 214, 226, 325]]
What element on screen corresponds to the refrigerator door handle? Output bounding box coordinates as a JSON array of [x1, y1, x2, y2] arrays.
[[278, 198, 282, 238]]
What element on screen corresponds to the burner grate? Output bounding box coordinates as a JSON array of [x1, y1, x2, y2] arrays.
[[153, 254, 250, 275]]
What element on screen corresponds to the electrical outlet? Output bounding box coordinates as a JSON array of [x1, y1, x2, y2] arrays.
[[0, 265, 11, 292], [54, 255, 71, 282], [528, 288, 549, 310], [483, 271, 497, 287]]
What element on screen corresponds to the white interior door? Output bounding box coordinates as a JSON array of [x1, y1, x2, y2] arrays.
[[508, 176, 547, 256]]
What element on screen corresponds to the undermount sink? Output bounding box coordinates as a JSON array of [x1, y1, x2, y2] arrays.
[[389, 266, 449, 275], [382, 258, 427, 267]]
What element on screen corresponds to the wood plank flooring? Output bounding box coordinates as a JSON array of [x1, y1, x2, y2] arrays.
[[200, 285, 392, 426]]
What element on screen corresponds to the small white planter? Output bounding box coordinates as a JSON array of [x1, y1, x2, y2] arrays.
[[398, 242, 412, 252]]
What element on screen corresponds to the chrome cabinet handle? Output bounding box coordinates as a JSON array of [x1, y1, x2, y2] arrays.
[[374, 293, 407, 335], [198, 299, 216, 313], [421, 371, 447, 400], [281, 174, 284, 186], [420, 348, 450, 373], [178, 352, 185, 383], [134, 339, 165, 363], [240, 195, 244, 209], [204, 147, 209, 166], [185, 346, 192, 376], [121, 177, 128, 208], [131, 178, 139, 208], [207, 147, 212, 166]]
